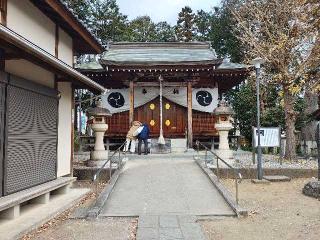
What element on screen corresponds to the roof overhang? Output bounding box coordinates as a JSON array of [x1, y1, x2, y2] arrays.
[[30, 0, 104, 54], [0, 24, 106, 92], [100, 42, 220, 69]]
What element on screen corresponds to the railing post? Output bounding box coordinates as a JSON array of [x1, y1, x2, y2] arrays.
[[197, 141, 199, 154], [216, 157, 220, 180], [235, 175, 239, 204], [118, 149, 121, 169], [205, 149, 208, 166], [109, 156, 112, 181]]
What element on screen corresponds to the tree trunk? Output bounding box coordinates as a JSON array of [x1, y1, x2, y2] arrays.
[[283, 86, 297, 160], [301, 90, 318, 141]]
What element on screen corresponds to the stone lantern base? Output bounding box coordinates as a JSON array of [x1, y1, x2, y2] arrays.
[[87, 150, 109, 168], [214, 149, 234, 164], [215, 123, 234, 164]]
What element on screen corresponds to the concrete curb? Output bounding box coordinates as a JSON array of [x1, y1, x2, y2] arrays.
[[86, 162, 126, 218], [195, 160, 248, 217], [210, 167, 317, 179]]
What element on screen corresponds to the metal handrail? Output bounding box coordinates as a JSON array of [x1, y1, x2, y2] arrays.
[[93, 140, 127, 182], [195, 140, 242, 204]]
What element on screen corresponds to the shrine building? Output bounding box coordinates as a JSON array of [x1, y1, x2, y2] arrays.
[[77, 42, 252, 149]]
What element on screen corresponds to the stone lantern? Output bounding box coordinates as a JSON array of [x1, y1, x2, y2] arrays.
[[86, 99, 112, 167], [213, 99, 235, 161]]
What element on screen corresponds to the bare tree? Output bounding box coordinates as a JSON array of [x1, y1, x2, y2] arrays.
[[228, 0, 320, 160]]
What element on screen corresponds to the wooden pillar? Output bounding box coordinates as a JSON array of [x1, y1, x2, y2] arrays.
[[0, 0, 8, 26], [70, 85, 74, 177], [129, 80, 134, 126], [187, 81, 193, 148]]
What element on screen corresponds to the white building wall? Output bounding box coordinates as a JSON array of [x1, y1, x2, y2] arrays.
[[5, 0, 76, 177], [58, 28, 73, 66], [5, 60, 55, 88], [57, 82, 72, 177], [6, 0, 56, 55]]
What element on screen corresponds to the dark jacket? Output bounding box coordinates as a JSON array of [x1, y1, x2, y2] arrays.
[[138, 123, 150, 140]]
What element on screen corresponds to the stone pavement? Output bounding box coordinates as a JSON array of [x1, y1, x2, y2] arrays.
[[137, 215, 205, 240], [99, 158, 234, 216]]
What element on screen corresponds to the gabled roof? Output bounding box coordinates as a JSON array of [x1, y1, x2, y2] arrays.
[[217, 61, 252, 70], [30, 0, 104, 54], [0, 24, 105, 92], [100, 42, 220, 67]]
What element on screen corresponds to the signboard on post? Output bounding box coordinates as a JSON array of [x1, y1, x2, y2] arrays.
[[253, 127, 280, 147]]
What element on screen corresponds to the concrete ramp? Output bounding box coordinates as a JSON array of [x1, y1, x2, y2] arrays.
[[99, 158, 235, 217]]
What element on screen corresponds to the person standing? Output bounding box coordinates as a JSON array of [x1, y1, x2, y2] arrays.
[[124, 121, 142, 153], [138, 123, 150, 155]]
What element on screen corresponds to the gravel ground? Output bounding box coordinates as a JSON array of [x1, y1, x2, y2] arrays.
[[205, 150, 318, 169], [200, 178, 320, 240], [21, 181, 138, 240], [29, 218, 137, 240]]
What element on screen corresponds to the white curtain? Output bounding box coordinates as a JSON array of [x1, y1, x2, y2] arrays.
[[101, 87, 219, 113], [101, 87, 159, 113]]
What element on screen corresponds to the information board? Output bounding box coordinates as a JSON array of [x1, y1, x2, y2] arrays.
[[253, 127, 280, 147]]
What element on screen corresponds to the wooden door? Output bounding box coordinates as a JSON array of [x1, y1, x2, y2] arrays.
[[134, 97, 160, 137], [134, 97, 187, 138], [162, 98, 187, 138]]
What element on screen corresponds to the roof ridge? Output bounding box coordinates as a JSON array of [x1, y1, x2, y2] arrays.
[[108, 41, 212, 49]]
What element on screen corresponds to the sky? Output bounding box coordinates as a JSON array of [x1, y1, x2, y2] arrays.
[[117, 0, 221, 25]]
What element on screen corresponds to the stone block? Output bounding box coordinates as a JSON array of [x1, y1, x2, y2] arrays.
[[180, 223, 206, 240], [159, 228, 183, 239], [30, 192, 50, 204], [251, 179, 271, 184], [178, 215, 197, 223], [171, 139, 187, 153], [159, 215, 179, 228], [263, 175, 291, 182], [138, 215, 159, 228], [0, 205, 20, 220], [51, 184, 70, 195], [137, 227, 158, 240], [303, 181, 320, 199]]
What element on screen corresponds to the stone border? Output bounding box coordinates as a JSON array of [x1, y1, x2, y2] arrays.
[[73, 166, 113, 181], [195, 160, 248, 217], [86, 162, 126, 218], [211, 168, 317, 179]]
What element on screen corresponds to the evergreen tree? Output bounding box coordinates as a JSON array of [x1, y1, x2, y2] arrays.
[[128, 16, 157, 42], [63, 0, 93, 27], [175, 6, 195, 42], [90, 0, 130, 44], [194, 10, 211, 41], [155, 22, 176, 42], [208, 5, 244, 62]]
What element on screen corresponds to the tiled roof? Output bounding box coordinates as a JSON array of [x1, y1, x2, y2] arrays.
[[217, 61, 251, 70], [100, 42, 219, 66]]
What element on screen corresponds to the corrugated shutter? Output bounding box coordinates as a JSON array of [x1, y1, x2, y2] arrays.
[[3, 77, 58, 195], [0, 76, 6, 197]]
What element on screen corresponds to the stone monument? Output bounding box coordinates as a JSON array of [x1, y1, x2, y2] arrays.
[[213, 99, 235, 163], [86, 99, 112, 167]]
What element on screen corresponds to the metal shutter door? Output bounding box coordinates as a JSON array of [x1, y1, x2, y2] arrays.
[[0, 81, 5, 197], [4, 85, 58, 195]]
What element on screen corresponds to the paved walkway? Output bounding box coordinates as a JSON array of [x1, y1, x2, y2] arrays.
[[136, 215, 205, 240], [100, 158, 234, 216]]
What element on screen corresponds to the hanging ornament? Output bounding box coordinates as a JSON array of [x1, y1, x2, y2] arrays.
[[158, 75, 165, 145], [165, 103, 170, 110], [165, 120, 171, 126], [150, 103, 155, 110]]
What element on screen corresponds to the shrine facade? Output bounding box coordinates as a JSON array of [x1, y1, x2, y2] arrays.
[[77, 42, 251, 148]]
